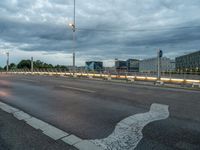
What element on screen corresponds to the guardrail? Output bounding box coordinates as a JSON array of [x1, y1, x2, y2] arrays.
[[1, 71, 200, 86]]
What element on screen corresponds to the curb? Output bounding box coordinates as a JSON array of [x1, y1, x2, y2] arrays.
[[0, 101, 102, 150]]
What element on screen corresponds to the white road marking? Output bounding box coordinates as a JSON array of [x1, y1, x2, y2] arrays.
[[20, 79, 39, 83], [90, 103, 170, 150], [58, 85, 96, 93]]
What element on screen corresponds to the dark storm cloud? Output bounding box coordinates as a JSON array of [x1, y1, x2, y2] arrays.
[[0, 0, 200, 62]]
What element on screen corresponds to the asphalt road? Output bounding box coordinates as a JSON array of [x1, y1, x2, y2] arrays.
[[0, 74, 200, 150], [0, 109, 77, 150]]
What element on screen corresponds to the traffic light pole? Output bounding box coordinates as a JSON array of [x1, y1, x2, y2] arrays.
[[157, 49, 163, 82], [157, 49, 161, 80]]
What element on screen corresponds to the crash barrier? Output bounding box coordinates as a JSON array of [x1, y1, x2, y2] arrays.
[[1, 71, 200, 87]]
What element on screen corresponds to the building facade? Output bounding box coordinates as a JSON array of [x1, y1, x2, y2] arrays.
[[115, 60, 127, 72], [85, 61, 103, 72], [175, 50, 200, 72], [139, 57, 175, 73], [126, 59, 139, 72]]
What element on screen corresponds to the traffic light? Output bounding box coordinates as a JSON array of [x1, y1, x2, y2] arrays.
[[159, 50, 163, 58]]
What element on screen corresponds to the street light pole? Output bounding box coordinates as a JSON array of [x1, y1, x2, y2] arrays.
[[68, 0, 76, 75], [6, 52, 9, 72], [72, 0, 76, 75], [31, 57, 34, 73]]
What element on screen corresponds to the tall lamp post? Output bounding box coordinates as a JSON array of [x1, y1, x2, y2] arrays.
[[69, 0, 76, 75], [6, 52, 9, 72], [31, 57, 34, 73]]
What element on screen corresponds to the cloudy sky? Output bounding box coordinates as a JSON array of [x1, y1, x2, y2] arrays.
[[0, 0, 200, 67]]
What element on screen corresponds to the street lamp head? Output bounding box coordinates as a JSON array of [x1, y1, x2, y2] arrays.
[[68, 22, 75, 32], [69, 23, 75, 28]]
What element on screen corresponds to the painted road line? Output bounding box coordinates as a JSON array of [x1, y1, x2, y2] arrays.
[[20, 79, 38, 83], [90, 103, 169, 150], [58, 85, 96, 93]]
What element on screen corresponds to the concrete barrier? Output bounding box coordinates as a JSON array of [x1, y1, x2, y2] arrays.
[[2, 71, 200, 86], [192, 83, 200, 88]]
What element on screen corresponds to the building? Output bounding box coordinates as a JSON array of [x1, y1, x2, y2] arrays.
[[85, 61, 103, 72], [139, 57, 175, 73], [126, 59, 139, 72], [115, 60, 127, 72], [175, 50, 200, 72]]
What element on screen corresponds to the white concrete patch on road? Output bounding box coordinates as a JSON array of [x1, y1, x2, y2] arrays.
[[62, 135, 82, 145], [90, 103, 170, 150], [42, 125, 69, 140], [13, 111, 31, 120], [58, 85, 96, 93]]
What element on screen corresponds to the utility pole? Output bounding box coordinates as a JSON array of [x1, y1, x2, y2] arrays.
[[6, 52, 9, 72], [31, 57, 34, 73]]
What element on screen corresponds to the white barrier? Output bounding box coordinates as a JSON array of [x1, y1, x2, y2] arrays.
[[2, 71, 200, 85]]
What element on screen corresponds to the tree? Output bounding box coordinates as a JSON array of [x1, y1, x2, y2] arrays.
[[17, 60, 31, 69], [9, 63, 17, 70], [13, 59, 69, 71], [54, 65, 69, 71]]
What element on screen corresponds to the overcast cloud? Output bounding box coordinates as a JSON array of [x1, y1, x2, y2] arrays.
[[0, 0, 200, 66]]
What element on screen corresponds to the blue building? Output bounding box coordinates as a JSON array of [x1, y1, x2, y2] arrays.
[[115, 60, 127, 72], [115, 59, 139, 72], [85, 61, 103, 72], [126, 59, 139, 72]]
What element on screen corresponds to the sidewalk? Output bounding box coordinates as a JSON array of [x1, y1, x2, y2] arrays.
[[0, 109, 77, 150]]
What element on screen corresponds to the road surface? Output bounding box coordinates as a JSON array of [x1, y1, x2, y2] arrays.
[[0, 109, 77, 150], [0, 74, 200, 150]]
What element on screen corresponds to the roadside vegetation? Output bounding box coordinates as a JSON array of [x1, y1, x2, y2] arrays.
[[0, 60, 69, 71]]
